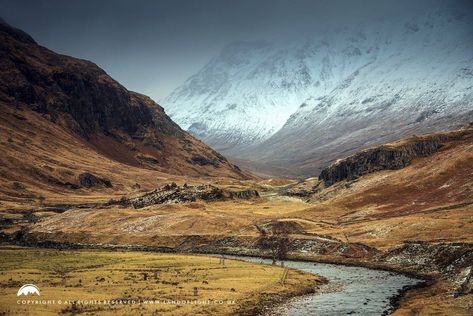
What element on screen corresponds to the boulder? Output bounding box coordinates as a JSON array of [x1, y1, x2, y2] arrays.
[[78, 172, 112, 188]]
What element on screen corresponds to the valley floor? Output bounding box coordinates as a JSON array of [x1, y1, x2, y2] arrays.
[[0, 246, 322, 316]]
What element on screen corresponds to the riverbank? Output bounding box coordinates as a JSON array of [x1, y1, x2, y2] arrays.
[[6, 230, 473, 315], [0, 243, 423, 316], [228, 255, 422, 316], [0, 246, 326, 316]]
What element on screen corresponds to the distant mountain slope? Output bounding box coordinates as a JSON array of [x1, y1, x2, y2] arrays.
[[0, 20, 248, 200], [163, 40, 316, 152], [163, 2, 473, 176]]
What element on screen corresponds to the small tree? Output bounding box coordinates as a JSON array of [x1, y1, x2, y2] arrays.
[[256, 222, 292, 265]]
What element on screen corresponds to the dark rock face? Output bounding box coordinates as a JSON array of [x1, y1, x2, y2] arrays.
[[189, 154, 220, 167], [319, 138, 443, 186], [0, 22, 172, 139], [124, 184, 259, 209], [228, 189, 260, 199], [78, 172, 112, 188]]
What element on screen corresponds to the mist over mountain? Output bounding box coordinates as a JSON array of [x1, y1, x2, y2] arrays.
[[163, 1, 473, 177]]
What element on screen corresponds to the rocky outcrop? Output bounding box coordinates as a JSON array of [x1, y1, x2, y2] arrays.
[[281, 178, 323, 198], [122, 183, 259, 208], [319, 129, 473, 186], [381, 241, 473, 296], [455, 267, 473, 297], [228, 189, 260, 199], [188, 154, 220, 167], [0, 20, 156, 138], [78, 172, 112, 188]]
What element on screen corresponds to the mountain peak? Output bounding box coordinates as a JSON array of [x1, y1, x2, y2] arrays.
[[0, 17, 36, 44], [0, 21, 249, 189], [163, 5, 473, 176]]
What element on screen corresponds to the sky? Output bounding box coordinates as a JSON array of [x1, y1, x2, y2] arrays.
[[1, 0, 472, 102]]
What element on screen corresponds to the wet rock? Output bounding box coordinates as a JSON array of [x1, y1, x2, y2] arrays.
[[78, 172, 112, 188]]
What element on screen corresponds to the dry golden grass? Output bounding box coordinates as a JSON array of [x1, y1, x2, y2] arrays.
[[28, 160, 473, 250], [25, 195, 312, 249], [0, 103, 253, 213], [0, 247, 319, 316]]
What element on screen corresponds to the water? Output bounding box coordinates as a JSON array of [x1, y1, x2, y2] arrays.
[[232, 256, 422, 316]]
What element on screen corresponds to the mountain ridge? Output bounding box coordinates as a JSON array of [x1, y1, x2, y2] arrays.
[[163, 3, 473, 177], [0, 19, 249, 202]]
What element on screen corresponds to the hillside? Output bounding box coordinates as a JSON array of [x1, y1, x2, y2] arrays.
[[289, 125, 473, 248], [163, 2, 473, 177], [5, 126, 473, 315], [23, 126, 473, 249], [0, 20, 248, 206]]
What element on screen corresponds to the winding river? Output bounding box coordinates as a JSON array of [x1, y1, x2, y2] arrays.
[[232, 256, 423, 316]]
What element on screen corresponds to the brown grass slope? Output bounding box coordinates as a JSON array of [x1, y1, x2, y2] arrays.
[[0, 20, 250, 206], [22, 126, 473, 251], [292, 126, 473, 249]]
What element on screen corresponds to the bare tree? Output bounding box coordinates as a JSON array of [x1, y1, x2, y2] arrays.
[[256, 222, 292, 265]]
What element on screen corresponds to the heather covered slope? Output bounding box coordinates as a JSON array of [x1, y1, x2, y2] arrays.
[[0, 20, 248, 204]]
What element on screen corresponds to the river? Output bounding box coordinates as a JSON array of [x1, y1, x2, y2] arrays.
[[232, 256, 423, 316]]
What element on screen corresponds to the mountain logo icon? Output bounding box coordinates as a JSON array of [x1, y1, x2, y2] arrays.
[[17, 284, 40, 296]]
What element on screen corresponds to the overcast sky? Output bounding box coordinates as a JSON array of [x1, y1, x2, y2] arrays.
[[1, 0, 471, 102]]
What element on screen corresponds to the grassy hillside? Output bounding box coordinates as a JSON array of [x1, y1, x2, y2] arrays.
[[25, 125, 473, 250]]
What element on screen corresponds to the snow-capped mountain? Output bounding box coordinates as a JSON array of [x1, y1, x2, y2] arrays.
[[163, 2, 473, 176], [163, 40, 320, 152]]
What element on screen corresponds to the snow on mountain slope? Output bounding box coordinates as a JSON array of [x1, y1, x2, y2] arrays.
[[163, 2, 473, 176], [162, 41, 321, 152]]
